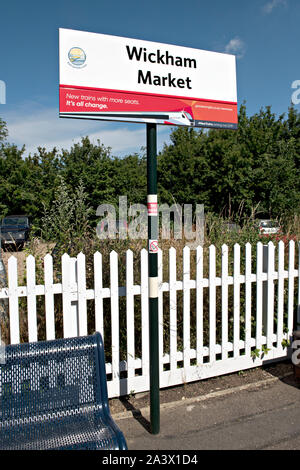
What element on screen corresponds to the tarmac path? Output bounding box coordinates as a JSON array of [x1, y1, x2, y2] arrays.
[[115, 375, 300, 450]]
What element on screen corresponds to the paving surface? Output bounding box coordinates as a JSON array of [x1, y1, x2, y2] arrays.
[[113, 368, 300, 450]]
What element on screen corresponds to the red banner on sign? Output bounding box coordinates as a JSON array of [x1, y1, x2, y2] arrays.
[[59, 85, 238, 129]]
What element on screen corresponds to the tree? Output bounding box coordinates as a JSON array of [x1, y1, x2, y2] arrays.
[[0, 118, 7, 142]]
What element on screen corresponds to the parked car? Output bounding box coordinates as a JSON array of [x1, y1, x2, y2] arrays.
[[257, 219, 280, 235], [0, 215, 30, 250]]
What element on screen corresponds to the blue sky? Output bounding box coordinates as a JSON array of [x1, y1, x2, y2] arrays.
[[0, 0, 299, 157]]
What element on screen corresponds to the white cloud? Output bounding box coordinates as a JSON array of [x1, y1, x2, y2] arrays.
[[224, 38, 246, 59], [1, 104, 171, 158], [263, 0, 287, 14]]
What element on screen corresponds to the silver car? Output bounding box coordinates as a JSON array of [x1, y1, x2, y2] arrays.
[[258, 219, 280, 235]]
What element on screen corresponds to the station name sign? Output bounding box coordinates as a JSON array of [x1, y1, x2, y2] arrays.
[[59, 28, 238, 129]]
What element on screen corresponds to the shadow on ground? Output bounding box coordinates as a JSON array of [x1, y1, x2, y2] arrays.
[[120, 397, 151, 433]]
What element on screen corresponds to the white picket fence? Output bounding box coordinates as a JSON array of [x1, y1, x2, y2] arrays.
[[0, 240, 299, 399]]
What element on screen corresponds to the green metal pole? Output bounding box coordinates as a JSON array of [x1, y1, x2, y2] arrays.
[[147, 123, 160, 435], [0, 228, 6, 286], [0, 226, 8, 328]]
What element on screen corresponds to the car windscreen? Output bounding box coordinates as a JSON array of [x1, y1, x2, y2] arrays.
[[260, 221, 277, 228], [2, 217, 28, 226]]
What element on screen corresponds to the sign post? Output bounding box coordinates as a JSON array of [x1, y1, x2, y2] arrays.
[[59, 27, 238, 435], [147, 123, 159, 434]]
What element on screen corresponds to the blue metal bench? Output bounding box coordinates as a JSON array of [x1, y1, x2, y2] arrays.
[[0, 333, 127, 450]]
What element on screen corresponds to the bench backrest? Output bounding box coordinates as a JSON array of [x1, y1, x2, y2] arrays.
[[0, 333, 109, 420]]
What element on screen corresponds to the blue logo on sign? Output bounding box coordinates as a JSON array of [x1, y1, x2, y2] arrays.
[[68, 47, 86, 67]]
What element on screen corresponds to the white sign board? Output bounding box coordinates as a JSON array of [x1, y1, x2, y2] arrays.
[[59, 28, 237, 129]]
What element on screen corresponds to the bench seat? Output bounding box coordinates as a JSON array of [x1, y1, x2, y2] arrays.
[[0, 334, 127, 450]]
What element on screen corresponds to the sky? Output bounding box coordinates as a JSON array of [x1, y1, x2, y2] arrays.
[[0, 0, 299, 158]]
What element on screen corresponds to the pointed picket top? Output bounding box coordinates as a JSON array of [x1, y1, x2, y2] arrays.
[[289, 239, 295, 250], [26, 255, 36, 280], [221, 244, 228, 273], [126, 250, 133, 285], [196, 245, 203, 266], [61, 252, 70, 262], [209, 245, 216, 269], [208, 244, 216, 278], [209, 244, 216, 253], [7, 256, 18, 288], [267, 240, 275, 253], [233, 243, 241, 280], [245, 243, 252, 267], [194, 246, 202, 276], [183, 245, 190, 255], [77, 253, 86, 281], [110, 251, 119, 280], [183, 245, 190, 272], [221, 244, 228, 261], [278, 240, 285, 250], [77, 251, 85, 261], [44, 253, 53, 263], [234, 242, 241, 254], [169, 246, 176, 255], [8, 255, 17, 267], [288, 239, 295, 269], [94, 251, 103, 273], [245, 242, 252, 259], [94, 251, 103, 270], [196, 244, 203, 254]]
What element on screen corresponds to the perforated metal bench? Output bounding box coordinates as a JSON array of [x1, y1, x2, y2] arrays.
[[0, 333, 127, 450]]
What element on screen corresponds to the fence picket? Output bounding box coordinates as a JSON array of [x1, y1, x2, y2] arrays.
[[140, 249, 149, 379], [221, 244, 229, 360], [183, 246, 191, 368], [298, 242, 300, 328], [26, 255, 38, 343], [233, 244, 241, 358], [209, 245, 216, 363], [94, 252, 104, 338], [196, 246, 204, 365], [44, 254, 55, 340], [256, 242, 263, 351], [62, 254, 77, 338], [245, 243, 252, 357], [266, 242, 275, 351], [169, 247, 177, 372], [126, 250, 135, 379], [277, 241, 285, 348], [77, 253, 88, 336], [8, 256, 19, 344], [62, 253, 71, 338], [110, 251, 120, 385], [288, 241, 295, 339], [158, 248, 164, 375]]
